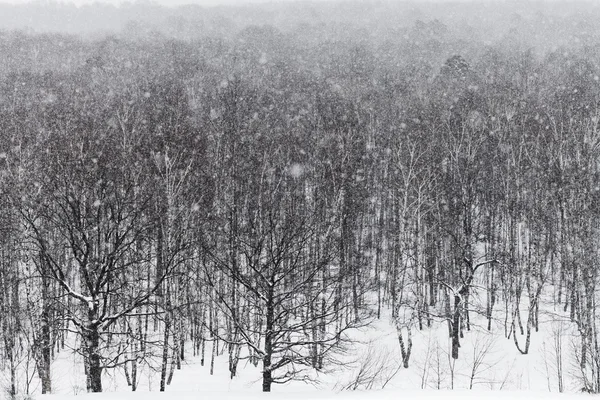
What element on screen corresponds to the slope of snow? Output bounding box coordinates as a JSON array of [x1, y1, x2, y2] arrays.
[[38, 389, 592, 400], [23, 310, 584, 399]]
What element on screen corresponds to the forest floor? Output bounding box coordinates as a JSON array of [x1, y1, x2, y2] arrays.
[[27, 306, 587, 399], [39, 389, 591, 400]]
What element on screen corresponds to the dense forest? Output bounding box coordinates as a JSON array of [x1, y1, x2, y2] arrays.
[[1, 0, 600, 397]]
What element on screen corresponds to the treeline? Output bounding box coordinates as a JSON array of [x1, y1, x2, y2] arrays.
[[1, 2, 600, 396]]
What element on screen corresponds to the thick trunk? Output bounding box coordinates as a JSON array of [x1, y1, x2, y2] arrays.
[[36, 273, 53, 395], [451, 294, 461, 359], [159, 314, 170, 391], [487, 267, 496, 331], [85, 327, 103, 393], [209, 300, 216, 375], [262, 368, 272, 392], [167, 348, 178, 385], [397, 325, 413, 368], [512, 310, 532, 355], [229, 343, 241, 378], [5, 337, 16, 398], [465, 292, 470, 332], [156, 219, 164, 297], [179, 337, 185, 365], [200, 305, 206, 366], [124, 360, 132, 387], [39, 308, 52, 394], [375, 203, 384, 319], [132, 341, 138, 391], [318, 297, 326, 370], [263, 285, 274, 392], [10, 354, 16, 398], [38, 361, 52, 394], [570, 264, 578, 322]]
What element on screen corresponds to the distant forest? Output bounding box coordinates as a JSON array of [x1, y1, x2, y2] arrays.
[[1, 0, 600, 396]]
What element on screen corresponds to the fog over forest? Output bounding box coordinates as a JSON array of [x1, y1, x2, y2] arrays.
[[1, 0, 600, 398]]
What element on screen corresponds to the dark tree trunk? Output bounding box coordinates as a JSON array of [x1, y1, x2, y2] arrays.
[[262, 368, 272, 392], [160, 313, 170, 392], [39, 281, 53, 394], [452, 294, 461, 359], [397, 325, 413, 368], [85, 327, 103, 393], [156, 213, 165, 297], [132, 341, 138, 391], [263, 285, 274, 392]]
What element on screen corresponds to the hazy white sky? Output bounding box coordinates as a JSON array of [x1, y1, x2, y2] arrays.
[[0, 0, 332, 6]]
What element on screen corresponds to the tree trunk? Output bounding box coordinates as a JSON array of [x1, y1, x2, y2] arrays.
[[159, 314, 170, 391], [397, 325, 413, 368], [156, 217, 165, 297], [39, 307, 52, 393], [85, 327, 103, 393], [167, 348, 178, 385], [375, 202, 384, 319], [262, 368, 272, 392], [132, 341, 138, 391], [452, 294, 461, 359], [263, 285, 275, 392]]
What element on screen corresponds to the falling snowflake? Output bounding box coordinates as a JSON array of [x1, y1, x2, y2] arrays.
[[259, 53, 268, 65], [288, 163, 304, 178]]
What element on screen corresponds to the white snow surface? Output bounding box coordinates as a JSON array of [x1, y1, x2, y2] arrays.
[[39, 390, 589, 400], [20, 309, 590, 400]]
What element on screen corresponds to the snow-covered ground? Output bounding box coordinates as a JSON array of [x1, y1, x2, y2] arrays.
[[0, 286, 582, 399], [39, 390, 592, 400], [17, 305, 586, 400]]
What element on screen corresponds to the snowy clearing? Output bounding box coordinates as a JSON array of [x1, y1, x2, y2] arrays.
[[38, 390, 591, 400]]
